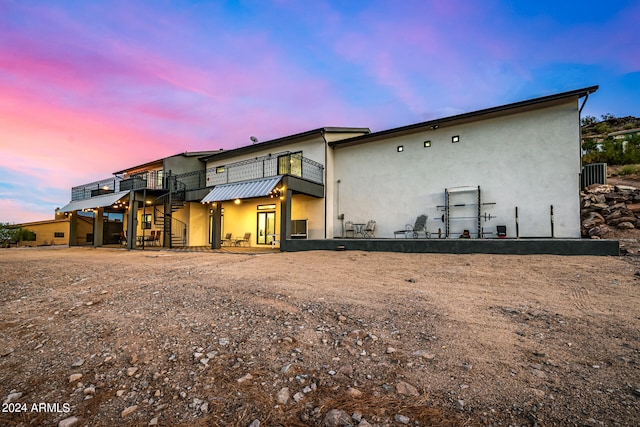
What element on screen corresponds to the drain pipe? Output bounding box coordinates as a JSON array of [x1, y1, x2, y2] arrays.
[[515, 206, 519, 239], [321, 130, 328, 239], [550, 205, 555, 238]]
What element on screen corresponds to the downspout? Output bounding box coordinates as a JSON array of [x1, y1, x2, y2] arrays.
[[321, 130, 328, 239]]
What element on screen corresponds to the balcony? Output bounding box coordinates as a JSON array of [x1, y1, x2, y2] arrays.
[[204, 152, 324, 187], [72, 177, 123, 201], [71, 171, 165, 201]]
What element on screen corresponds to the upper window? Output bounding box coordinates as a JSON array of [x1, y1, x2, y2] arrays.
[[278, 152, 302, 177], [216, 166, 225, 174]]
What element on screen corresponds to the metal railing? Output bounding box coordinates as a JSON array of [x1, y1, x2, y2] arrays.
[[71, 177, 123, 201], [206, 152, 324, 187]]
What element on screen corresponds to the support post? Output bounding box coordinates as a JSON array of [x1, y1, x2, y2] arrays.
[[69, 212, 78, 246], [126, 192, 138, 250], [210, 203, 222, 249], [94, 208, 104, 247], [279, 179, 292, 251]]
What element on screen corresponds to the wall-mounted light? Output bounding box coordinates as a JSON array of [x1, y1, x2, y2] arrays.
[[397, 145, 404, 152], [424, 140, 431, 147], [430, 124, 439, 130], [452, 135, 460, 143], [234, 198, 241, 205], [269, 186, 284, 199]]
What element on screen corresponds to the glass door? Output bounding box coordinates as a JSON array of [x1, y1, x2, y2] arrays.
[[257, 211, 276, 245]]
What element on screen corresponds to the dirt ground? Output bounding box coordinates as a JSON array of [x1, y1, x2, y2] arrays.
[[0, 247, 639, 427]]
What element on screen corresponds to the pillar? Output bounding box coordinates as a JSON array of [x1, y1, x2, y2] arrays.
[[210, 203, 222, 249], [126, 192, 138, 250], [69, 212, 78, 246], [93, 208, 104, 247], [279, 182, 292, 251]]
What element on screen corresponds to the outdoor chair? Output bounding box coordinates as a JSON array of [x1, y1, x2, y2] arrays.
[[364, 220, 376, 238], [394, 214, 430, 238], [235, 232, 251, 246], [344, 221, 355, 238], [120, 230, 127, 246], [221, 232, 233, 246], [153, 230, 161, 246], [147, 230, 156, 245]]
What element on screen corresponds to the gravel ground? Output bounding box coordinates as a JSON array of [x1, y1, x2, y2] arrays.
[[0, 247, 639, 426]]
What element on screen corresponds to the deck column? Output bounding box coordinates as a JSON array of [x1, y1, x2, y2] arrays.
[[69, 212, 78, 246], [126, 192, 138, 250], [93, 208, 104, 247], [210, 203, 222, 249], [279, 181, 292, 251]]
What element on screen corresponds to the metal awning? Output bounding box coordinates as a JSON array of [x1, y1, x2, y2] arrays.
[[201, 176, 283, 203], [59, 191, 130, 213]]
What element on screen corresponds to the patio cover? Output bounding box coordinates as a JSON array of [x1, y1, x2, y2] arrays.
[[201, 176, 283, 203], [59, 190, 130, 213]]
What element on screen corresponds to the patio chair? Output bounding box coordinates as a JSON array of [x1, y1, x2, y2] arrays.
[[235, 232, 251, 246], [221, 232, 233, 246], [153, 230, 161, 246], [120, 230, 127, 246], [363, 220, 376, 238], [394, 215, 430, 238], [345, 221, 355, 238]]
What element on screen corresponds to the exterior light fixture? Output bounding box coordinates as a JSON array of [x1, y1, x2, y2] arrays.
[[397, 145, 404, 152], [430, 124, 439, 130], [234, 198, 241, 205], [452, 135, 460, 143], [424, 140, 431, 147]]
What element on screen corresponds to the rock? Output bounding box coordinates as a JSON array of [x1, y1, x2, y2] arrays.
[[337, 364, 353, 377], [4, 392, 22, 404], [618, 221, 635, 229], [412, 350, 436, 360], [346, 387, 362, 398], [337, 315, 347, 322], [396, 381, 419, 397], [121, 405, 138, 417], [588, 224, 612, 238], [323, 409, 352, 426], [456, 399, 465, 410], [581, 211, 605, 229], [357, 421, 372, 427], [276, 387, 290, 404], [247, 419, 260, 427], [71, 358, 84, 367], [58, 416, 79, 427], [83, 386, 96, 395], [116, 390, 125, 397], [149, 417, 158, 426], [396, 381, 420, 396], [127, 367, 138, 376], [394, 414, 410, 424], [386, 346, 396, 354], [237, 373, 254, 383], [200, 402, 209, 413], [293, 392, 304, 402], [69, 373, 83, 383], [0, 347, 14, 357]]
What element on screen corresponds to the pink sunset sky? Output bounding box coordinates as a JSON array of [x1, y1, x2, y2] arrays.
[[1, 0, 639, 223]]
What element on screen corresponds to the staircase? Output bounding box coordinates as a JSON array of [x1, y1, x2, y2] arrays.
[[153, 176, 187, 248]]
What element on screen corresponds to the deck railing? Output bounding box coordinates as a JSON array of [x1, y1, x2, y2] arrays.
[[205, 152, 324, 187], [71, 177, 123, 201]]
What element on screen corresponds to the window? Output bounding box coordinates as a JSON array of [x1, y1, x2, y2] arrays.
[[278, 152, 302, 177], [257, 204, 276, 210], [216, 166, 225, 174], [141, 214, 152, 230], [54, 232, 65, 238]]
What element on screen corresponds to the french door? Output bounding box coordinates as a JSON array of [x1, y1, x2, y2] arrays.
[[257, 211, 276, 245]]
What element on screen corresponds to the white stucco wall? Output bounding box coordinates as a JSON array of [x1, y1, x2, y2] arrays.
[[332, 101, 581, 238]]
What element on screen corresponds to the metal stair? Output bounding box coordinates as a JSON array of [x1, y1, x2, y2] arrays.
[[153, 175, 187, 248]]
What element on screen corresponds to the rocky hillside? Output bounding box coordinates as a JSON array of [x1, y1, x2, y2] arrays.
[[582, 115, 640, 140]]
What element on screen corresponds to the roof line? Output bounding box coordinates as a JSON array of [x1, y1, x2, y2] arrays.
[[329, 86, 599, 148], [200, 127, 370, 162]]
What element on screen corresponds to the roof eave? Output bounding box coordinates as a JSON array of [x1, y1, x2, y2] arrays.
[[330, 86, 599, 149]]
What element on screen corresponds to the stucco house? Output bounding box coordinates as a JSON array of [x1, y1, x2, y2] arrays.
[[60, 86, 615, 254]]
